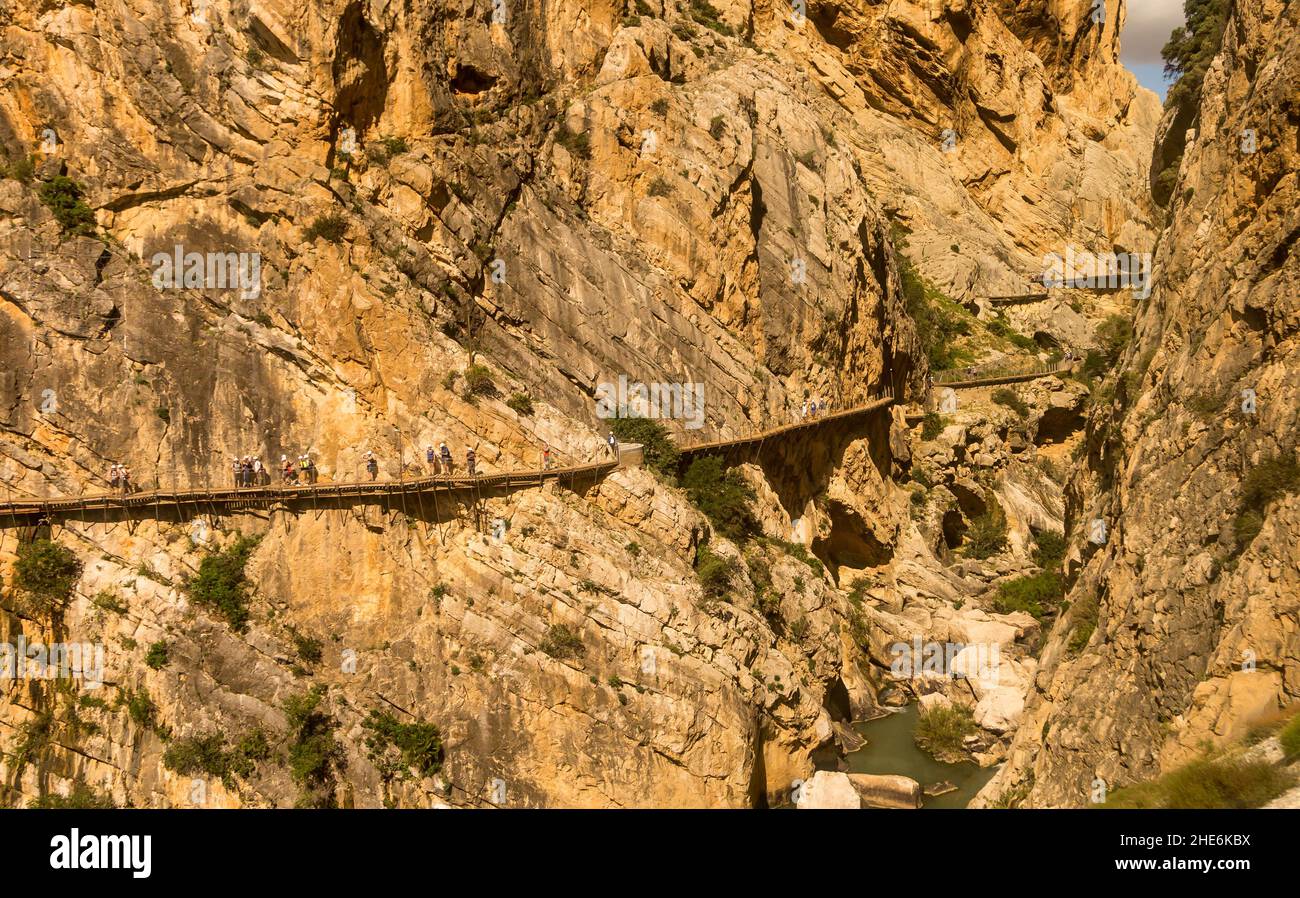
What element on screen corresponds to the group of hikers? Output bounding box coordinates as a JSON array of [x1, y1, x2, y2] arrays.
[[227, 454, 319, 487], [103, 430, 621, 495], [106, 463, 134, 495], [418, 442, 477, 477], [800, 397, 832, 419]]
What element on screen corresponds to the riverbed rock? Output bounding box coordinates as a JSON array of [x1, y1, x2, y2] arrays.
[[797, 771, 862, 810], [847, 773, 923, 809]]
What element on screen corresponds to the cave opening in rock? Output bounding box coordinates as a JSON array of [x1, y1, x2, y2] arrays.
[[451, 64, 498, 95]]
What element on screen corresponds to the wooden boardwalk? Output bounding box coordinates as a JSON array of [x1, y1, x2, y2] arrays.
[[0, 395, 899, 528]]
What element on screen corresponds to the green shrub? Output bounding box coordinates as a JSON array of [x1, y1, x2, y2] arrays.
[[28, 778, 115, 809], [1096, 314, 1133, 363], [119, 687, 158, 729], [647, 176, 673, 197], [894, 228, 971, 370], [766, 537, 825, 577], [987, 317, 1036, 351], [1280, 713, 1300, 760], [650, 98, 669, 116], [963, 503, 1007, 559], [38, 175, 97, 235], [362, 710, 444, 781], [187, 534, 261, 632], [992, 571, 1064, 620], [914, 704, 976, 761], [540, 623, 585, 659], [1, 154, 36, 184], [689, 0, 734, 35], [293, 631, 323, 665], [368, 135, 409, 164], [145, 641, 169, 670], [694, 543, 736, 602], [920, 413, 944, 441], [176, 728, 272, 785], [1161, 0, 1230, 118], [1032, 530, 1067, 567], [991, 388, 1029, 418], [284, 685, 342, 807], [462, 364, 496, 397], [506, 393, 534, 416], [1104, 755, 1293, 809], [682, 456, 757, 542], [609, 417, 680, 480], [1067, 592, 1099, 652], [555, 123, 591, 159], [12, 539, 81, 618], [304, 213, 347, 243], [709, 115, 725, 139], [1233, 454, 1300, 552]]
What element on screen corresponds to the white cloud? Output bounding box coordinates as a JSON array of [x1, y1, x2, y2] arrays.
[[1121, 0, 1187, 64]]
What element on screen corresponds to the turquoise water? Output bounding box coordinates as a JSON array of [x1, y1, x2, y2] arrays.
[[847, 704, 999, 809]]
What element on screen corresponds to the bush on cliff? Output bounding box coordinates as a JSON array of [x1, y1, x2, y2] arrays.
[[187, 534, 261, 632], [1104, 754, 1293, 809], [38, 175, 97, 235], [609, 417, 680, 481], [12, 539, 82, 619], [362, 710, 445, 781], [962, 502, 1008, 559], [682, 456, 757, 542], [1232, 453, 1300, 552]]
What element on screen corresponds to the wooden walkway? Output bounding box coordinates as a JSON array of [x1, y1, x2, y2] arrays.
[[986, 293, 1050, 306], [0, 395, 899, 529], [932, 360, 1073, 388]]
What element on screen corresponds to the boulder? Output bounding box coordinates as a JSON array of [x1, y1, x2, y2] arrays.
[[796, 771, 861, 809], [847, 773, 923, 809]]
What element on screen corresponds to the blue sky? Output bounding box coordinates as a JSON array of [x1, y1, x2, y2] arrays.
[[1120, 0, 1186, 99]]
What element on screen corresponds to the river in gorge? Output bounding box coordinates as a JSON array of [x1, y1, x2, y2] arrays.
[[847, 704, 999, 808]]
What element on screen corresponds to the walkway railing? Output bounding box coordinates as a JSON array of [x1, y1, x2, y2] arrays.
[[932, 359, 1072, 386], [0, 392, 900, 528]]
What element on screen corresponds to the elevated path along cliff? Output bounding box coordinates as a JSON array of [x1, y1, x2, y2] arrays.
[[0, 396, 901, 529]]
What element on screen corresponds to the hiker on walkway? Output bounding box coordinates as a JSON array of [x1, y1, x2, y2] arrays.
[[253, 457, 264, 485], [365, 451, 378, 481], [542, 443, 551, 471], [426, 445, 437, 475], [466, 446, 477, 476], [239, 456, 252, 487], [439, 442, 452, 474], [231, 456, 241, 487], [801, 399, 808, 419], [108, 464, 120, 491], [810, 398, 819, 417], [298, 454, 310, 483], [301, 454, 316, 484], [606, 432, 617, 457], [281, 455, 295, 484], [120, 466, 132, 495]]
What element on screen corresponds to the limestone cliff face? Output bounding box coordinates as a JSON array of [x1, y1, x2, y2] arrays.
[[789, 0, 1161, 299], [0, 1, 1155, 807], [980, 0, 1300, 808]]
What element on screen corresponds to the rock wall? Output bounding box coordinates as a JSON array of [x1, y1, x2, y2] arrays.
[[980, 0, 1300, 807], [0, 0, 1158, 806]]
